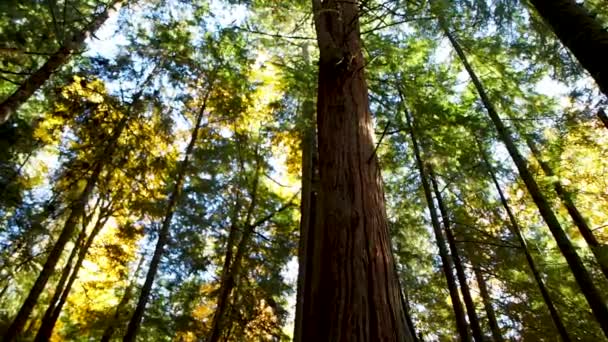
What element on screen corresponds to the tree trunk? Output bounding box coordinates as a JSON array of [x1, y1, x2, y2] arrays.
[[207, 166, 261, 342], [598, 109, 608, 129], [293, 63, 317, 342], [444, 23, 608, 338], [403, 108, 471, 342], [122, 92, 209, 341], [471, 263, 504, 342], [527, 0, 608, 96], [32, 229, 85, 340], [523, 136, 608, 280], [33, 211, 110, 342], [0, 0, 124, 124], [300, 0, 415, 340], [479, 143, 571, 342], [100, 254, 146, 342], [2, 144, 113, 341], [428, 167, 484, 342]]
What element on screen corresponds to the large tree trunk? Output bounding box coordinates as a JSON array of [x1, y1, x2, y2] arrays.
[[122, 93, 209, 342], [34, 211, 110, 342], [527, 0, 608, 96], [428, 167, 484, 342], [444, 23, 608, 337], [300, 0, 414, 340], [471, 262, 504, 342], [403, 108, 471, 342], [523, 136, 608, 280], [100, 254, 146, 342], [0, 0, 124, 124], [479, 143, 571, 342]]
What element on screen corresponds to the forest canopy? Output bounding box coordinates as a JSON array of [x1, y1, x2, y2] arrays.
[[0, 0, 607, 341]]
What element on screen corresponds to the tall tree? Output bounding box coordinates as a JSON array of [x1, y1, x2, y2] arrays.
[[122, 84, 212, 342], [3, 112, 128, 342], [470, 259, 504, 342], [442, 20, 608, 337], [404, 106, 471, 342], [527, 0, 608, 95], [522, 134, 608, 280], [479, 140, 572, 342], [298, 0, 415, 340], [0, 0, 125, 124], [429, 166, 484, 342]]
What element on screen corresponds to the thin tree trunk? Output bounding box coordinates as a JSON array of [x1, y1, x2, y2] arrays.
[[429, 167, 484, 342], [33, 229, 86, 339], [524, 136, 608, 280], [3, 133, 117, 340], [33, 210, 110, 342], [444, 23, 608, 337], [0, 0, 124, 124], [207, 167, 261, 342], [471, 263, 504, 342], [293, 57, 316, 342], [598, 109, 608, 129], [100, 254, 146, 342], [302, 0, 414, 340], [479, 143, 572, 342], [403, 108, 471, 342], [123, 89, 211, 342], [527, 0, 608, 96]]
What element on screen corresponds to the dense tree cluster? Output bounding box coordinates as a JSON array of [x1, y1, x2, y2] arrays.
[[0, 0, 607, 341]]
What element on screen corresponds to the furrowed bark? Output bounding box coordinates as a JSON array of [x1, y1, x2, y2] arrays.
[[528, 0, 608, 96], [444, 23, 608, 337], [301, 0, 415, 340], [429, 167, 484, 342], [479, 143, 571, 342], [0, 0, 124, 124], [523, 136, 608, 280], [123, 89, 210, 342], [403, 108, 471, 342]]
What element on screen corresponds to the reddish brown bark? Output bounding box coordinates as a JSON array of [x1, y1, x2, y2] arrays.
[[299, 0, 415, 340]]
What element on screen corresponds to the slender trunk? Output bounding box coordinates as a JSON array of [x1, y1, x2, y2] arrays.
[[303, 0, 414, 340], [527, 0, 608, 96], [396, 263, 420, 342], [34, 212, 110, 342], [524, 136, 608, 280], [0, 0, 124, 124], [429, 167, 484, 342], [471, 264, 504, 342], [34, 229, 85, 338], [123, 92, 210, 342], [294, 78, 316, 342], [479, 144, 572, 342], [100, 254, 146, 342], [444, 23, 608, 337], [403, 108, 471, 342], [208, 163, 262, 342], [598, 109, 608, 129], [3, 152, 107, 341]]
